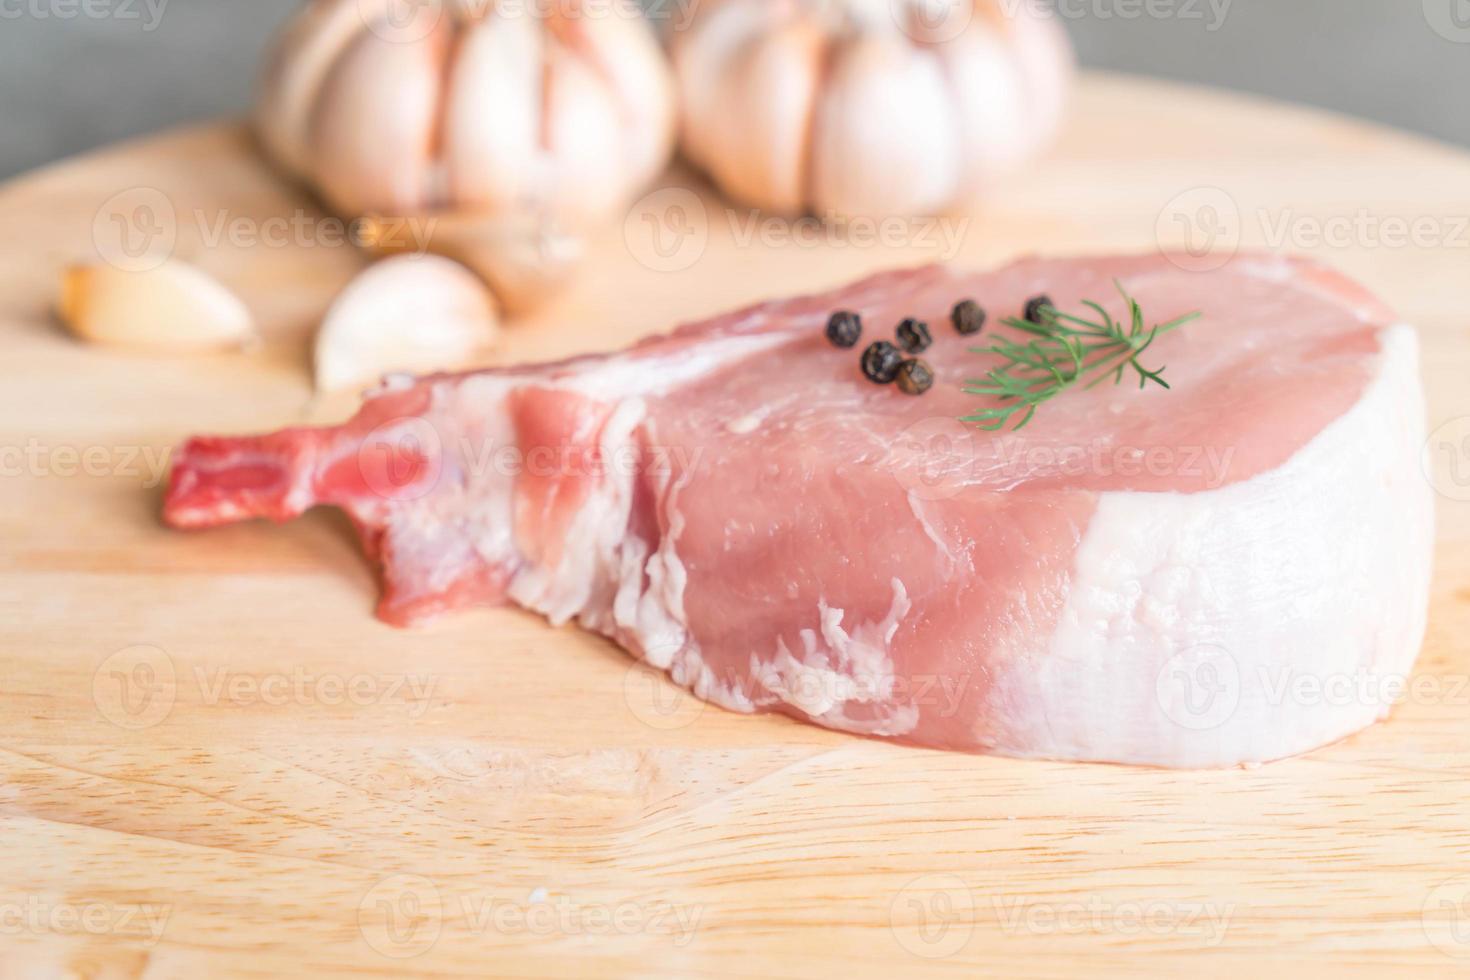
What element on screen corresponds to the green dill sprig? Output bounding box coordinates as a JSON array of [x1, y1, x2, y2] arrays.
[[960, 282, 1201, 431]]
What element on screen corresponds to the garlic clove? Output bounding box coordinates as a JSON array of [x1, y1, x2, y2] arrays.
[[356, 211, 584, 317], [934, 24, 1033, 197], [1003, 0, 1076, 158], [542, 38, 629, 224], [310, 22, 450, 217], [442, 13, 544, 214], [704, 17, 825, 214], [809, 35, 963, 218], [557, 11, 678, 192], [255, 0, 365, 179], [314, 254, 500, 391], [671, 0, 781, 172], [58, 260, 256, 352]]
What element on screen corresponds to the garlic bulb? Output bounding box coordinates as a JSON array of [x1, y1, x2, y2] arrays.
[[314, 254, 500, 391], [671, 0, 1073, 217], [58, 260, 255, 352], [256, 0, 676, 227]]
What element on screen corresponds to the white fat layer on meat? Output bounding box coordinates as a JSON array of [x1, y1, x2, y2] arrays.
[[497, 399, 756, 715], [983, 324, 1433, 768], [361, 382, 526, 612], [624, 443, 756, 714], [508, 398, 646, 624], [396, 340, 783, 717], [495, 364, 921, 728], [750, 579, 919, 736], [409, 378, 520, 583], [424, 329, 788, 410], [636, 459, 692, 670], [556, 333, 792, 401]]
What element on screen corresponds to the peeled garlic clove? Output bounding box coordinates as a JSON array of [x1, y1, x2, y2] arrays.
[[58, 260, 255, 352], [356, 212, 584, 317], [809, 36, 962, 218], [314, 255, 500, 391]]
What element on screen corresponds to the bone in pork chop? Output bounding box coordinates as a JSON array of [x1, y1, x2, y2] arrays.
[[164, 254, 1433, 767]]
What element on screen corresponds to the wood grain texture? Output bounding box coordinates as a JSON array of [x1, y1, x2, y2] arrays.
[[1, 73, 1469, 978]]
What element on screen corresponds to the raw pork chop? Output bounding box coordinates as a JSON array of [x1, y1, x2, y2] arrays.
[[164, 254, 1433, 767]]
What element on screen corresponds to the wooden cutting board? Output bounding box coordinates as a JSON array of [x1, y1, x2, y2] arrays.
[[2, 73, 1469, 978]]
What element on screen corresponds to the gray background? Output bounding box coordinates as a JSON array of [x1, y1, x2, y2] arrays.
[[2, 0, 1468, 180]]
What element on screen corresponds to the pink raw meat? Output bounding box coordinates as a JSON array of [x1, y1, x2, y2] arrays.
[[164, 254, 1433, 767]]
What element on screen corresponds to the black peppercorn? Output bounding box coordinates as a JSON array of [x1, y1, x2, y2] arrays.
[[861, 341, 903, 384], [826, 310, 862, 348], [895, 318, 932, 354], [1024, 295, 1054, 324], [951, 299, 986, 336], [895, 359, 934, 396]]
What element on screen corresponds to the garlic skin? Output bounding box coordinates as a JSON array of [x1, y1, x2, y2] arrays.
[[58, 261, 255, 352], [313, 255, 500, 392], [256, 0, 676, 227], [672, 0, 1074, 217]]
